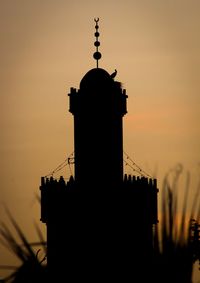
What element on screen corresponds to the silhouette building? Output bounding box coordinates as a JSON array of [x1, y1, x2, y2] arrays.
[[40, 19, 158, 282]]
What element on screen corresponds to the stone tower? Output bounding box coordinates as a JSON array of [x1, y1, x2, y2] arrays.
[[40, 19, 158, 282]]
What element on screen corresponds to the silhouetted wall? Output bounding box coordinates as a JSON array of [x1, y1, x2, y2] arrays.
[[40, 175, 158, 281]]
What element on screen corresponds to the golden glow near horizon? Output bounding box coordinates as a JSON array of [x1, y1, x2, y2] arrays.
[[0, 0, 200, 281]]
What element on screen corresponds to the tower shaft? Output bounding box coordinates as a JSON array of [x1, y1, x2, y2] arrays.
[[69, 70, 127, 189]]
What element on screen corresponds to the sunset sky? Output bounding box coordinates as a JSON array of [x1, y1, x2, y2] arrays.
[[0, 0, 200, 280]]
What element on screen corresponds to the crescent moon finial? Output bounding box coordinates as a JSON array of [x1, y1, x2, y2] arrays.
[[93, 18, 101, 68]]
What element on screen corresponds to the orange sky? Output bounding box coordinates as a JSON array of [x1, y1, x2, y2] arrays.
[[0, 0, 200, 280]]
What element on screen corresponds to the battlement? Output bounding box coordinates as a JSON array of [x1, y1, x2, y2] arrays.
[[68, 82, 127, 117], [40, 175, 74, 191], [124, 173, 157, 187], [123, 174, 158, 224], [40, 174, 158, 224]]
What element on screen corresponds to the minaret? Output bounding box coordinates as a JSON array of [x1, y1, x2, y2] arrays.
[[40, 18, 158, 283], [69, 18, 127, 189]]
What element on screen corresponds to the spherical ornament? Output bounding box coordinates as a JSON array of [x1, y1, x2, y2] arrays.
[[95, 25, 99, 29], [94, 41, 100, 47], [93, 51, 102, 60], [95, 32, 100, 37]]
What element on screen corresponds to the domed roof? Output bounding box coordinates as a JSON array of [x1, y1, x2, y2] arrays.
[[80, 68, 113, 89]]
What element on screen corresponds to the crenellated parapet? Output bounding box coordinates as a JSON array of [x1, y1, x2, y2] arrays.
[[40, 174, 158, 225], [123, 174, 158, 224], [68, 78, 127, 117], [40, 175, 75, 223], [123, 174, 157, 187], [68, 87, 79, 114]]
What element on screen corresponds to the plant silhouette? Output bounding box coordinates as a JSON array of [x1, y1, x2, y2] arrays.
[[0, 207, 47, 282], [151, 165, 200, 283]]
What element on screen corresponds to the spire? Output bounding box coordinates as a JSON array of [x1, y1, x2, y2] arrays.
[[93, 18, 102, 68]]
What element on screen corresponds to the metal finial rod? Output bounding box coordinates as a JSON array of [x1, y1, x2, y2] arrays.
[[93, 18, 101, 68]]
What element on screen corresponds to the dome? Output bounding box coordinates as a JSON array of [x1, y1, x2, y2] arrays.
[[80, 68, 113, 89]]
